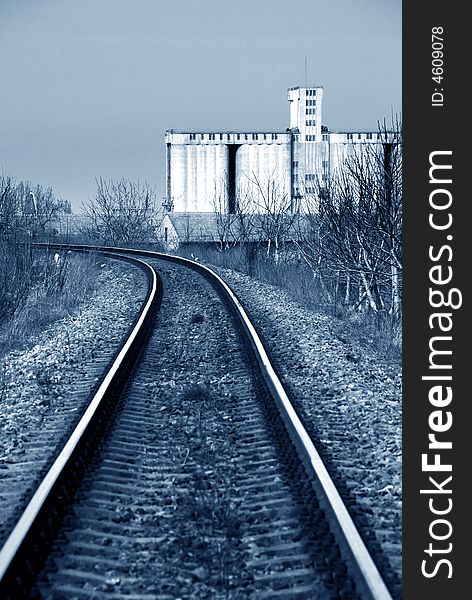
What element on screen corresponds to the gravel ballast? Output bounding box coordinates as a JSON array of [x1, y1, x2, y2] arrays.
[[0, 259, 147, 545], [0, 251, 402, 598], [38, 260, 339, 599], [209, 265, 402, 598]]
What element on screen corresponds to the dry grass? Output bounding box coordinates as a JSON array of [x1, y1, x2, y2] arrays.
[[0, 249, 100, 358]]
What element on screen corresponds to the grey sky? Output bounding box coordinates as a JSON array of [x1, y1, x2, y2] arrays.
[[0, 0, 401, 212]]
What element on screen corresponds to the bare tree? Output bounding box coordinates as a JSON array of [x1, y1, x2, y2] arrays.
[[211, 178, 236, 250], [1, 176, 68, 241], [81, 178, 158, 246], [246, 170, 297, 264], [231, 186, 256, 248], [293, 118, 402, 322], [318, 119, 402, 318], [0, 174, 17, 240], [16, 182, 69, 238], [1, 175, 69, 319]]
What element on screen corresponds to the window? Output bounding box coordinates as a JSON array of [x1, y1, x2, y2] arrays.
[[358, 133, 362, 140], [272, 133, 278, 140], [209, 133, 215, 140], [305, 174, 316, 181], [306, 120, 316, 127], [347, 133, 353, 140], [367, 133, 373, 140], [190, 133, 196, 140], [237, 133, 240, 140], [220, 133, 223, 140], [293, 160, 299, 168], [252, 133, 258, 140], [322, 134, 328, 141]]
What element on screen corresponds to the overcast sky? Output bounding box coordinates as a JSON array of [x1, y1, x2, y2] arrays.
[[0, 0, 401, 212]]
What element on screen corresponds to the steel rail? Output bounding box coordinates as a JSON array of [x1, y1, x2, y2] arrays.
[[0, 249, 161, 594], [24, 243, 394, 600], [93, 244, 394, 600]]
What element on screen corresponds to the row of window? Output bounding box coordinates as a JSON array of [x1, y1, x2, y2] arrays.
[[305, 108, 316, 115], [306, 99, 316, 106], [292, 172, 329, 183], [187, 131, 395, 144], [189, 132, 280, 141], [319, 132, 397, 142], [306, 89, 317, 96], [293, 185, 327, 197], [347, 132, 377, 140], [293, 164, 328, 176], [305, 120, 316, 127]]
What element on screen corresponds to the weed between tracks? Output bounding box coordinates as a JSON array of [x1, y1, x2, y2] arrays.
[[149, 381, 248, 598]]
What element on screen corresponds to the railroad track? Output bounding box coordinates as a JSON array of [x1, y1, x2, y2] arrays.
[[0, 245, 394, 599]]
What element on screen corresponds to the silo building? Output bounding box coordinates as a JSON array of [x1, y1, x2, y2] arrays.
[[165, 85, 392, 214], [165, 130, 292, 214]]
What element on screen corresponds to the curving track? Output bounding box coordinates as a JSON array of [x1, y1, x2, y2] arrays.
[[0, 245, 394, 599]]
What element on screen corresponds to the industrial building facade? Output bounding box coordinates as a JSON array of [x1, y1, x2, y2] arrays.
[[165, 86, 388, 214]]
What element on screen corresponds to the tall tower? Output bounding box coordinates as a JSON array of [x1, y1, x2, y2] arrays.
[[288, 86, 323, 142], [288, 86, 326, 208]]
